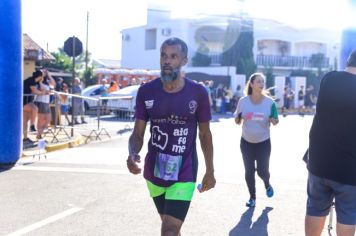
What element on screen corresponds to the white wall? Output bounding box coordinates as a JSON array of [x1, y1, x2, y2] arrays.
[[231, 74, 246, 95], [121, 20, 191, 70]]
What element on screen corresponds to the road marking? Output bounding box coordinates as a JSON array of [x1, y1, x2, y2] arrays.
[[6, 207, 83, 236], [12, 165, 133, 175]]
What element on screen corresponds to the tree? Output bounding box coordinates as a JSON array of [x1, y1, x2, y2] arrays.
[[221, 19, 240, 66], [191, 43, 212, 67], [83, 67, 96, 86], [309, 53, 326, 77], [38, 48, 96, 86], [39, 48, 92, 72], [222, 17, 256, 78], [39, 49, 72, 72], [264, 66, 275, 94]]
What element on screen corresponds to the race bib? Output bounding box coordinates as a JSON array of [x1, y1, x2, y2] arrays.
[[154, 153, 182, 181]]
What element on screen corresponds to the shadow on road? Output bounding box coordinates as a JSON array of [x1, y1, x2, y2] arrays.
[[117, 126, 133, 135], [229, 206, 273, 236], [0, 163, 16, 173]]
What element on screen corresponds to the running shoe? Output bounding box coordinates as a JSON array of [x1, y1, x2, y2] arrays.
[[246, 198, 256, 207], [266, 186, 274, 198], [23, 138, 34, 144], [30, 125, 36, 132]]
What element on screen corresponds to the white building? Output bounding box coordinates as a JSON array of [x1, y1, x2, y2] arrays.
[[121, 7, 340, 76]]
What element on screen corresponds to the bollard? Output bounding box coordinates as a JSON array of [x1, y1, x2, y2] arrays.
[[0, 0, 22, 164]]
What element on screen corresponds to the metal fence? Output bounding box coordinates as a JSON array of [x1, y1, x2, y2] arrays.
[[23, 92, 135, 144]]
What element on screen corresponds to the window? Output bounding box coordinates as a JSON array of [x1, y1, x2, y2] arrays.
[[145, 28, 157, 50]]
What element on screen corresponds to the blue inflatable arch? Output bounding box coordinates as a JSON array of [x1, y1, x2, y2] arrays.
[[0, 0, 22, 164]]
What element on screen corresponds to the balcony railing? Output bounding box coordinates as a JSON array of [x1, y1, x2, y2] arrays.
[[206, 53, 330, 68], [256, 55, 330, 68]]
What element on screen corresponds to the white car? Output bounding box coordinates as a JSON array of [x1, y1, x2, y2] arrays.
[[81, 84, 108, 111], [106, 85, 140, 112]]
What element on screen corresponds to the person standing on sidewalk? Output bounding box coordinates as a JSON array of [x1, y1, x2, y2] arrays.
[[127, 37, 216, 236], [298, 85, 305, 116], [23, 70, 43, 144], [60, 83, 71, 125], [305, 50, 356, 236], [71, 78, 87, 124], [33, 69, 56, 140], [234, 72, 279, 207]]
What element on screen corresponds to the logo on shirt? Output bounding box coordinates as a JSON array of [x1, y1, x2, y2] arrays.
[[145, 100, 154, 109], [152, 126, 168, 150], [189, 100, 198, 114], [245, 112, 265, 121]]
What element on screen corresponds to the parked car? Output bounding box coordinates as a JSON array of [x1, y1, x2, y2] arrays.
[[107, 84, 140, 113], [81, 84, 109, 111], [72, 84, 140, 114]]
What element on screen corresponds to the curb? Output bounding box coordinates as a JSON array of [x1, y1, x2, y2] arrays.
[[22, 134, 85, 157], [45, 133, 84, 152], [46, 134, 84, 152]]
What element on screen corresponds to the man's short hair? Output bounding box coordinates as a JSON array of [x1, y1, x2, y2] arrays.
[[160, 37, 188, 58], [346, 49, 356, 67]]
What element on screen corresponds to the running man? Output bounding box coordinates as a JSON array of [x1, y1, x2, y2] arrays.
[[127, 37, 216, 236]]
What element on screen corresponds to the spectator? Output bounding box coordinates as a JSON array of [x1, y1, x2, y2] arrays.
[[108, 81, 119, 93], [298, 85, 305, 116], [55, 77, 63, 92], [288, 89, 295, 109], [71, 78, 87, 124], [60, 83, 71, 125], [304, 85, 315, 110], [33, 69, 56, 140], [232, 84, 243, 112], [23, 70, 43, 144], [99, 79, 109, 115], [215, 83, 225, 113], [282, 87, 290, 116], [224, 85, 233, 113], [130, 78, 138, 85]]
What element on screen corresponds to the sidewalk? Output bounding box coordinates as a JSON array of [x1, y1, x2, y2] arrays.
[[22, 122, 133, 157], [22, 127, 84, 157]]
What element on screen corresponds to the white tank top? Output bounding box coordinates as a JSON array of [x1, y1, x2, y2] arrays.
[[34, 84, 50, 104]]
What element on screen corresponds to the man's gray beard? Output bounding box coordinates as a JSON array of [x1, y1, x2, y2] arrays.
[[161, 68, 180, 82]]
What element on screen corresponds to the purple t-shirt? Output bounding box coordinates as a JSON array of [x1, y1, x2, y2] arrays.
[[135, 78, 211, 187]]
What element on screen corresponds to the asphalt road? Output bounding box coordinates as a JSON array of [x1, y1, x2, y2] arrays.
[[0, 115, 335, 236]]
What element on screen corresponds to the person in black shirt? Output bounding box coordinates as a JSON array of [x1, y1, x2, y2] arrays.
[[23, 70, 44, 143], [305, 50, 356, 236], [297, 85, 305, 116]]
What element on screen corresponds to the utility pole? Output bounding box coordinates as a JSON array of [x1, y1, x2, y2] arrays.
[[85, 11, 89, 71], [71, 36, 76, 137]]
